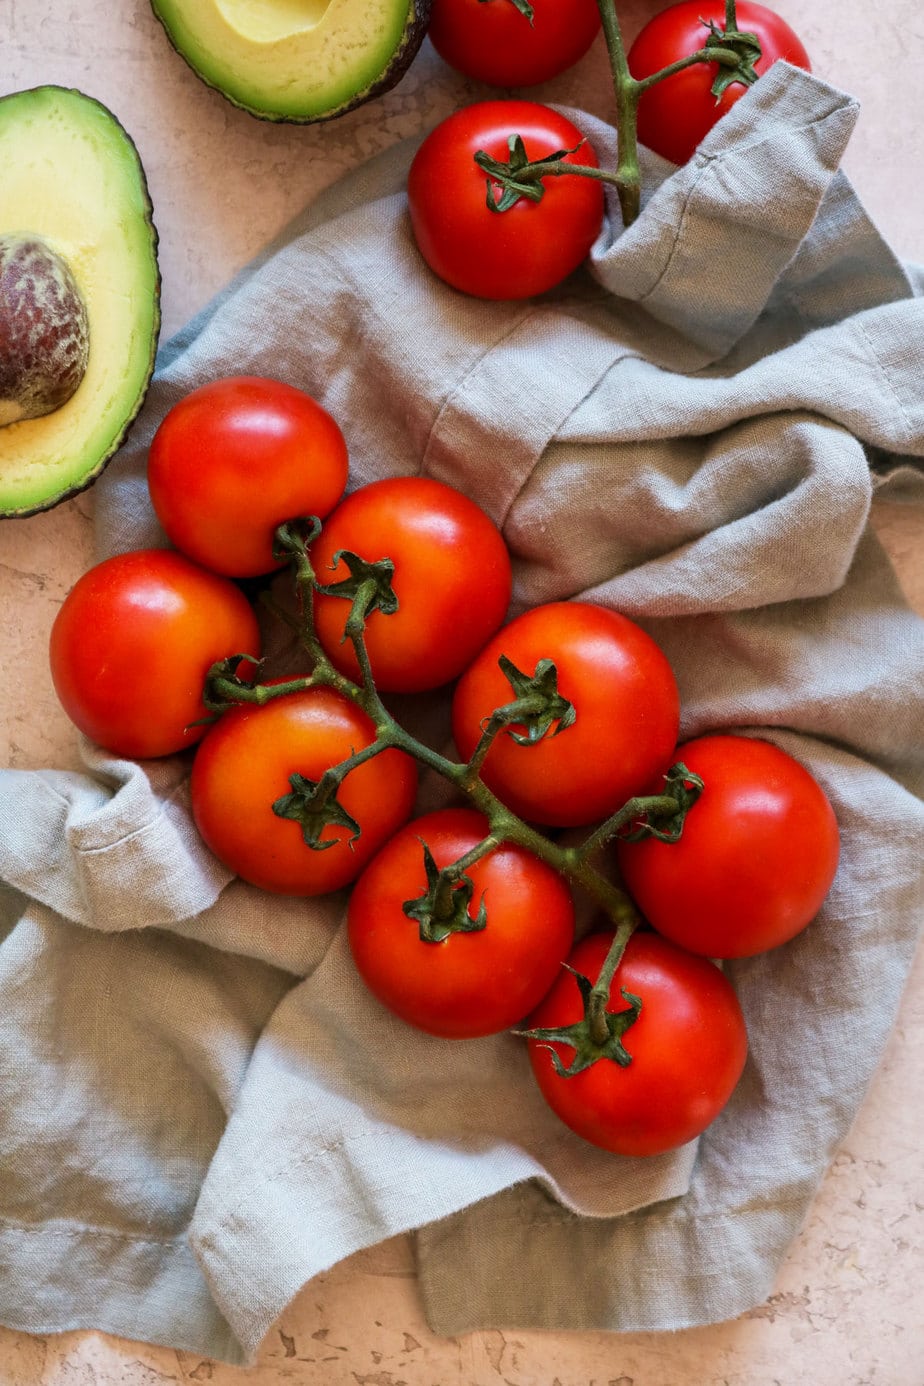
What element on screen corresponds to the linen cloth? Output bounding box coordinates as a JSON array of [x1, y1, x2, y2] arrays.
[[1, 63, 923, 1362]]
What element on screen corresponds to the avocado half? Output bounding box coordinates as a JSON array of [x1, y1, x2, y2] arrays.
[[150, 0, 433, 122], [0, 87, 160, 519]]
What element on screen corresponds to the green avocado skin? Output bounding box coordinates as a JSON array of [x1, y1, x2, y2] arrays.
[[0, 86, 161, 520], [150, 0, 435, 124]]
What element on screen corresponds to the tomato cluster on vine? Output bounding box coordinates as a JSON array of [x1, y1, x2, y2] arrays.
[[48, 374, 840, 1159], [409, 0, 811, 297]]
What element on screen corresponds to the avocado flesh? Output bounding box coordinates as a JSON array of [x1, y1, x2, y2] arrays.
[[0, 87, 160, 518], [152, 0, 431, 121]]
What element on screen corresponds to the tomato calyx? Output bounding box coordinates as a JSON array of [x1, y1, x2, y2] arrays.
[[202, 653, 263, 714], [618, 761, 705, 844], [699, 19, 762, 98], [474, 134, 624, 215], [272, 515, 323, 565], [402, 839, 491, 943], [272, 767, 363, 850], [202, 654, 315, 717], [575, 760, 705, 859], [476, 135, 580, 212], [517, 967, 643, 1075], [313, 549, 399, 644], [496, 653, 575, 746], [460, 653, 576, 790]]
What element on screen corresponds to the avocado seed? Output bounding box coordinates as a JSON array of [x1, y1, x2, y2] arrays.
[[0, 234, 90, 427]]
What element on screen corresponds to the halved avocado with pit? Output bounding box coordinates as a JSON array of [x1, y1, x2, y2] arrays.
[[0, 86, 160, 519], [151, 0, 433, 122]]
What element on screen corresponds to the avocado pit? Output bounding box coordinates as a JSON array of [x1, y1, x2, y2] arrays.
[[0, 233, 90, 427]]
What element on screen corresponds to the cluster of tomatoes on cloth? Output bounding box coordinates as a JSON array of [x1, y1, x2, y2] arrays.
[[48, 373, 840, 1160], [47, 1, 827, 1161], [412, 0, 811, 296]]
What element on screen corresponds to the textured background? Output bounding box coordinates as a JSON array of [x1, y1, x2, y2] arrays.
[[1, 1, 922, 1382]]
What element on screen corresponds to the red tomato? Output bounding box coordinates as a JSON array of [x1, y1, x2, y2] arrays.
[[526, 930, 748, 1155], [407, 100, 605, 300], [629, 1, 811, 165], [616, 734, 840, 959], [451, 602, 680, 827], [347, 807, 575, 1038], [49, 548, 261, 759], [190, 683, 418, 895], [147, 376, 349, 577], [428, 0, 602, 88], [311, 476, 512, 693]]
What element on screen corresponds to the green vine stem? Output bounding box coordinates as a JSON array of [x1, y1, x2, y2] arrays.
[[596, 0, 643, 226]]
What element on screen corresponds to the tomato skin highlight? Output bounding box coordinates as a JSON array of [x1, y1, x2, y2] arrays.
[[428, 0, 602, 88], [407, 100, 605, 300], [451, 601, 680, 827], [190, 683, 418, 896], [147, 375, 349, 578], [526, 930, 748, 1156], [311, 476, 512, 694], [347, 807, 576, 1039], [629, 0, 811, 166], [49, 548, 261, 760], [616, 734, 840, 959]]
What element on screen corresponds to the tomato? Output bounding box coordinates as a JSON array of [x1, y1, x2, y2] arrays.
[[407, 100, 605, 300], [616, 734, 840, 959], [49, 548, 261, 760], [428, 0, 602, 88], [190, 683, 418, 895], [311, 476, 512, 693], [347, 807, 575, 1038], [526, 930, 748, 1155], [629, 1, 811, 166], [451, 601, 680, 827], [147, 376, 349, 578]]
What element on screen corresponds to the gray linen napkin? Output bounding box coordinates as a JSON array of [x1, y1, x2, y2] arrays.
[[1, 63, 922, 1363]]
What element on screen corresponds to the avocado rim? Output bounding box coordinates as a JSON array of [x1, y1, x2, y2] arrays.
[[149, 0, 435, 125], [0, 85, 162, 521]]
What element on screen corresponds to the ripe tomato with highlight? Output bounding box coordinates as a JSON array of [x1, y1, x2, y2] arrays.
[[347, 807, 575, 1038], [190, 683, 418, 895], [451, 601, 680, 827], [407, 100, 605, 300], [629, 1, 810, 166], [428, 0, 602, 88], [526, 930, 748, 1156], [311, 476, 512, 693], [148, 376, 349, 578], [616, 734, 840, 958], [49, 548, 261, 760]]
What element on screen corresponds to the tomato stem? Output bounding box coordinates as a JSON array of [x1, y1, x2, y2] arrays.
[[632, 44, 746, 95], [586, 915, 636, 1046], [594, 0, 643, 226], [577, 764, 704, 858], [578, 790, 681, 858]]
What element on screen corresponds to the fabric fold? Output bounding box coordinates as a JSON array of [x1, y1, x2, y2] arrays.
[[591, 64, 861, 356]]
